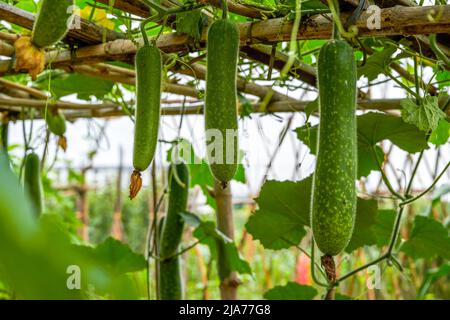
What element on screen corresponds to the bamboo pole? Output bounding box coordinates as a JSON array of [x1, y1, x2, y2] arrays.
[[95, 0, 151, 17], [0, 40, 14, 57], [0, 31, 19, 43], [0, 95, 120, 110], [0, 56, 294, 103], [240, 44, 317, 87], [173, 60, 296, 102], [3, 97, 449, 119], [213, 181, 240, 300], [1, 5, 448, 75], [0, 78, 48, 99]]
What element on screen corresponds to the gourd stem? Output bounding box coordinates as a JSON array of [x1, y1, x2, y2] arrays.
[[221, 0, 229, 19], [327, 0, 343, 40], [140, 14, 160, 46]]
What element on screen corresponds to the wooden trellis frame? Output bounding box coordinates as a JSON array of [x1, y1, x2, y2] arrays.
[[0, 1, 449, 119]]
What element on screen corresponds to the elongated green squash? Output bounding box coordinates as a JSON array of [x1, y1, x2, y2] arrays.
[[24, 153, 44, 216], [31, 0, 74, 48], [159, 162, 189, 300], [159, 256, 183, 300], [46, 108, 66, 137], [160, 163, 190, 259], [311, 40, 357, 256], [133, 45, 162, 172], [205, 20, 239, 185], [129, 44, 162, 199]]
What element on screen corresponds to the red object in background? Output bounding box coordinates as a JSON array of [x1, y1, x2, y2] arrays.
[[295, 253, 311, 285]]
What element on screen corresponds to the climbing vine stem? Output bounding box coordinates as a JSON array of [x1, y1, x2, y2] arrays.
[[326, 0, 354, 39], [220, 0, 229, 19], [405, 151, 424, 196], [371, 146, 405, 200], [401, 161, 450, 206], [333, 143, 449, 287], [139, 1, 207, 45]]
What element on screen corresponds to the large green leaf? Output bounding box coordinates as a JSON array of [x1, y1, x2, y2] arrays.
[[245, 177, 312, 250], [181, 212, 252, 276], [74, 237, 146, 275], [0, 154, 138, 299], [346, 207, 396, 252], [429, 119, 450, 146], [35, 71, 114, 100], [357, 112, 428, 153], [401, 96, 446, 132], [296, 112, 428, 178], [263, 282, 317, 300], [176, 9, 206, 42], [345, 199, 378, 252], [372, 209, 397, 247], [417, 262, 450, 299], [247, 176, 385, 251], [401, 215, 450, 260], [358, 45, 397, 81]]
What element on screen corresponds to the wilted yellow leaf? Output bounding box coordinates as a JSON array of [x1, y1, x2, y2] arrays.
[[14, 36, 45, 80]]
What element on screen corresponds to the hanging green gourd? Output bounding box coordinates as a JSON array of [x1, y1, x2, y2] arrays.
[[31, 0, 74, 48], [46, 108, 68, 152], [310, 0, 358, 284], [24, 152, 45, 216], [204, 2, 240, 187]]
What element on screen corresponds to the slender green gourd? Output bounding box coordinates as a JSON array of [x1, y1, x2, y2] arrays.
[[311, 40, 357, 256]]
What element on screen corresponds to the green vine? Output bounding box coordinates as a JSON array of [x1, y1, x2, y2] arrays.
[[139, 0, 207, 45]]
